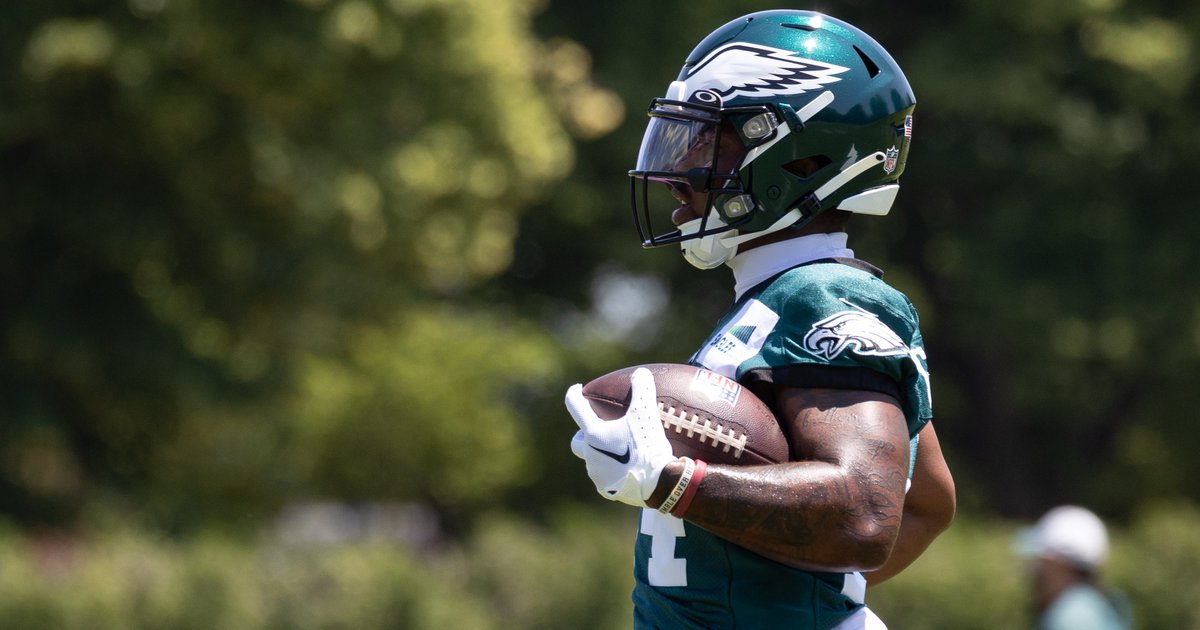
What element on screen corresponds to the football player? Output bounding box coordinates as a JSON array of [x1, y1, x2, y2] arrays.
[[566, 10, 955, 629]]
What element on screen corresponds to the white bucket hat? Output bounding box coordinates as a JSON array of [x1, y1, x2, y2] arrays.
[[1015, 505, 1110, 571]]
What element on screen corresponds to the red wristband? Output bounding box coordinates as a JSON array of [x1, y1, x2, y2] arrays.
[[670, 459, 707, 518]]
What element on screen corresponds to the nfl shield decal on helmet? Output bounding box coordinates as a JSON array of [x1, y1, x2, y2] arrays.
[[883, 146, 900, 174]]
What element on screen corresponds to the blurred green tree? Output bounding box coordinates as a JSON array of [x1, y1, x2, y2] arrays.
[[0, 0, 619, 531]]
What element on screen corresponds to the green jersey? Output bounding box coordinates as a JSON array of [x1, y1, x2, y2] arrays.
[[633, 258, 932, 629]]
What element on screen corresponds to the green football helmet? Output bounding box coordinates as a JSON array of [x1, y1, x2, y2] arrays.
[[629, 10, 916, 269]]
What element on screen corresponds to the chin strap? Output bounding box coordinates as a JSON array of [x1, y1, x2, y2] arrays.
[[717, 207, 804, 249]]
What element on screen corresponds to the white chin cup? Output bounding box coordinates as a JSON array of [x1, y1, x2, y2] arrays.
[[679, 215, 737, 270]]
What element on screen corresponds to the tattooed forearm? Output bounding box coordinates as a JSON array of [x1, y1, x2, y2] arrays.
[[693, 463, 851, 543], [664, 388, 910, 572], [845, 462, 904, 538]]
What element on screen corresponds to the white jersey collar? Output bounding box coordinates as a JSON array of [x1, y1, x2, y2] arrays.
[[727, 232, 854, 301]]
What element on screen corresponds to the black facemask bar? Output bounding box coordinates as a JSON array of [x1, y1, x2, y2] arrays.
[[628, 98, 776, 248]]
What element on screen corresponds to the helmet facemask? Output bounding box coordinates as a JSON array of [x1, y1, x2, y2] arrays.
[[629, 98, 784, 267]]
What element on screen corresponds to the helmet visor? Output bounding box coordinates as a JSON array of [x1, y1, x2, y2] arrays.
[[634, 105, 722, 177], [629, 101, 750, 248]]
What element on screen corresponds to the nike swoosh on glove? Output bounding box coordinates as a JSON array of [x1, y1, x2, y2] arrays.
[[565, 367, 675, 507]]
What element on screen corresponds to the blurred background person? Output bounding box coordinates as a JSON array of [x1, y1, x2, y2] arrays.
[[1016, 505, 1132, 630]]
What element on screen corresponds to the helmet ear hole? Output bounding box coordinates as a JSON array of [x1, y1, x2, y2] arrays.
[[853, 45, 880, 78], [783, 155, 832, 179]]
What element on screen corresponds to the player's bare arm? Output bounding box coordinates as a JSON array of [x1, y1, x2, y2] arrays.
[[649, 388, 910, 573], [866, 421, 956, 585]]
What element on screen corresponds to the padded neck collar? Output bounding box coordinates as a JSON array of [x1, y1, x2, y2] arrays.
[[728, 232, 854, 301]]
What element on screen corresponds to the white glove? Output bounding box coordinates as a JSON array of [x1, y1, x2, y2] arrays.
[[565, 367, 675, 507]]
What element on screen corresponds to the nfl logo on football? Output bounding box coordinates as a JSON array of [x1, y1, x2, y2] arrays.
[[690, 369, 743, 406]]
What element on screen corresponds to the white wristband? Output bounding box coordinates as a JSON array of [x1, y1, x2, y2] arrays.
[[657, 457, 697, 515]]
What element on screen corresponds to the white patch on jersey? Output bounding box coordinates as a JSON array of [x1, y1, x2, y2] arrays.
[[683, 43, 850, 101], [802, 301, 908, 360], [693, 299, 780, 379]]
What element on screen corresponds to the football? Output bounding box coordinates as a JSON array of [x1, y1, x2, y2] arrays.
[[581, 363, 789, 465]]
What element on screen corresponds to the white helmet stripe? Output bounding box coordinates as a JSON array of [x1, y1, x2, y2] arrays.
[[740, 90, 833, 169], [814, 151, 885, 200], [740, 123, 789, 169], [795, 90, 835, 124]]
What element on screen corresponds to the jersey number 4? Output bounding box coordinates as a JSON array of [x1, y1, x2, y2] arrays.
[[641, 509, 687, 587]]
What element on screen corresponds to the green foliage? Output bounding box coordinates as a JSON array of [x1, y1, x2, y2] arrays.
[[0, 508, 1198, 629], [1110, 502, 1200, 629], [0, 0, 615, 529], [889, 1, 1200, 515], [870, 504, 1200, 629], [869, 519, 1027, 629], [467, 508, 635, 630], [0, 507, 634, 630], [0, 527, 486, 629], [292, 305, 561, 508]]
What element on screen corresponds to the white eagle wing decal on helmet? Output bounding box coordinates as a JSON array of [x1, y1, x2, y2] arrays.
[[683, 43, 850, 101], [802, 302, 908, 360]]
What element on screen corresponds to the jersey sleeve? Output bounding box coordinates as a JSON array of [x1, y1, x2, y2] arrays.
[[735, 264, 933, 437]]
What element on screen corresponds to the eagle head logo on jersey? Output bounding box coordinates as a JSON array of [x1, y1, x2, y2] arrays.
[[679, 43, 850, 105], [803, 305, 909, 361]]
